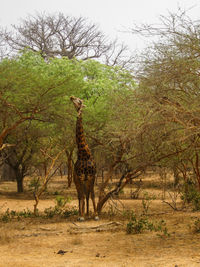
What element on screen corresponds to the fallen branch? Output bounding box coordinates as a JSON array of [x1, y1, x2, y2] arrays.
[[69, 221, 123, 234]]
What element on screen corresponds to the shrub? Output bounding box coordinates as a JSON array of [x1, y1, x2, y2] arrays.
[[190, 218, 200, 233], [28, 177, 41, 192], [126, 211, 170, 237], [0, 208, 34, 222], [62, 207, 79, 218], [55, 195, 71, 208], [181, 181, 200, 211], [142, 192, 156, 215]]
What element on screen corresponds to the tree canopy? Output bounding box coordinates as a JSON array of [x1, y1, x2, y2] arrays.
[[1, 9, 200, 212]]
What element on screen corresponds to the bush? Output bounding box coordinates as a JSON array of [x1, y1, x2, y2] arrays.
[[43, 206, 60, 218], [55, 195, 71, 208], [181, 181, 200, 210], [28, 177, 41, 192], [44, 196, 77, 218], [62, 207, 79, 218], [126, 211, 170, 237], [142, 192, 156, 215], [43, 205, 79, 218], [190, 218, 200, 233], [0, 208, 34, 222]]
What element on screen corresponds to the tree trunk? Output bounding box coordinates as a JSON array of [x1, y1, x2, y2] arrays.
[[67, 157, 73, 188], [16, 172, 24, 193], [66, 148, 74, 188], [97, 169, 143, 214], [33, 194, 39, 215], [173, 166, 180, 187]]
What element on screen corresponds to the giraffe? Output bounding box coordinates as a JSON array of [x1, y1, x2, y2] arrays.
[[70, 96, 99, 221]]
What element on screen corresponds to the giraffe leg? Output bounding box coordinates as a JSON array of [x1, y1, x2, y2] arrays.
[[78, 198, 81, 215], [91, 186, 99, 221], [86, 191, 90, 217], [77, 193, 84, 221], [79, 197, 85, 221], [74, 173, 85, 221]]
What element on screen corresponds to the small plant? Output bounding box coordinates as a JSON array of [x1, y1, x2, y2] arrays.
[[55, 195, 71, 208], [190, 217, 200, 233], [0, 208, 34, 222], [155, 220, 170, 238], [62, 207, 79, 218], [44, 206, 60, 218], [43, 195, 76, 219], [194, 218, 200, 233], [107, 205, 117, 217], [126, 214, 147, 234], [181, 181, 200, 211], [163, 185, 181, 211], [142, 192, 156, 215], [44, 205, 79, 218], [126, 211, 170, 237], [17, 209, 35, 219], [28, 177, 41, 192], [1, 209, 12, 222]]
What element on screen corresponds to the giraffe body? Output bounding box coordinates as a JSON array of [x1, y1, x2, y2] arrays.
[[70, 96, 98, 221]]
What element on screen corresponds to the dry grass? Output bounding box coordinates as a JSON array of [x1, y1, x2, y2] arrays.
[[0, 174, 200, 266], [0, 230, 12, 245], [71, 236, 84, 245]]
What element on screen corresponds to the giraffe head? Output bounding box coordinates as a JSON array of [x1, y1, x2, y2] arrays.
[[70, 96, 85, 116]]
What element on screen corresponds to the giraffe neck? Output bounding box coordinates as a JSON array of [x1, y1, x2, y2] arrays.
[[76, 115, 92, 160]]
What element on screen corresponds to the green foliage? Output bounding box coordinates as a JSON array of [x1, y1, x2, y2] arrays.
[[62, 207, 79, 218], [189, 217, 200, 234], [192, 218, 200, 233], [181, 181, 200, 211], [1, 209, 13, 222], [55, 195, 72, 208], [43, 205, 78, 219], [126, 211, 170, 237], [44, 195, 78, 218], [0, 208, 34, 222], [0, 50, 138, 199], [142, 191, 156, 215], [126, 213, 148, 234], [0, 201, 78, 221], [28, 177, 41, 192], [43, 206, 60, 218]]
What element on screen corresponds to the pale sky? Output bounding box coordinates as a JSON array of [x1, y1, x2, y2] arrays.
[[1, 0, 199, 51]]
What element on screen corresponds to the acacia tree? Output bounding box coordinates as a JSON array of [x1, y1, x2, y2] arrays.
[[131, 9, 200, 189], [70, 60, 176, 213], [3, 12, 134, 68], [1, 50, 135, 193], [93, 88, 184, 213], [3, 123, 40, 192], [0, 50, 86, 191], [0, 55, 47, 152]]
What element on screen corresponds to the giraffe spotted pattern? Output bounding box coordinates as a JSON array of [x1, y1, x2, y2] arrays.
[[70, 96, 99, 221]]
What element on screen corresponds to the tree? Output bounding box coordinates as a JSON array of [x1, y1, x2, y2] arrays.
[[0, 50, 135, 192], [0, 27, 9, 60], [0, 50, 84, 191], [131, 9, 200, 189], [32, 147, 64, 215], [3, 12, 134, 68]]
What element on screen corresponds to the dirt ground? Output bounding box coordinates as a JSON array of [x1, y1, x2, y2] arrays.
[[0, 175, 200, 267]]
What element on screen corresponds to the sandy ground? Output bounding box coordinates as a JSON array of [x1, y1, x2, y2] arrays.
[[0, 177, 200, 267]]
